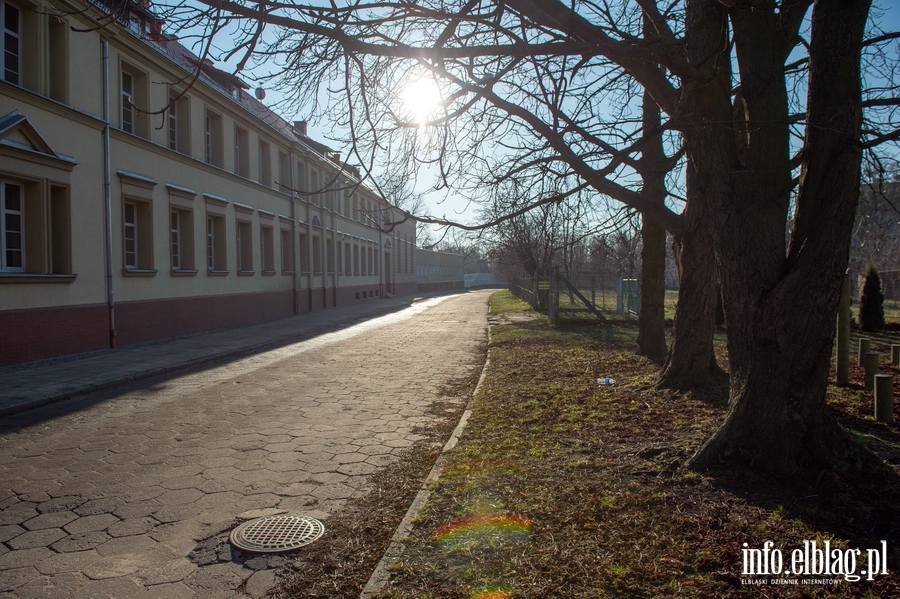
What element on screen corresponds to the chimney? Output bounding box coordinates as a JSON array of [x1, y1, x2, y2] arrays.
[[293, 121, 308, 136]]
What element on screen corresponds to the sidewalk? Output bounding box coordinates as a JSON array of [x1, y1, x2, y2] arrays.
[[0, 293, 446, 418]]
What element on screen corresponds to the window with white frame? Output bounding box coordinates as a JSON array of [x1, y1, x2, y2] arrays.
[[205, 109, 224, 167], [168, 94, 190, 153], [1, 181, 24, 271], [281, 228, 293, 272], [123, 199, 155, 272], [237, 220, 253, 272], [261, 224, 274, 273], [234, 126, 249, 177], [121, 64, 148, 137], [259, 140, 272, 187], [170, 210, 180, 270], [170, 207, 194, 271], [1, 1, 21, 85], [0, 176, 73, 277], [121, 72, 135, 134], [206, 214, 227, 271]]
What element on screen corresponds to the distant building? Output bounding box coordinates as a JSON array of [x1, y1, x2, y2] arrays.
[[415, 248, 464, 292], [0, 0, 416, 366]]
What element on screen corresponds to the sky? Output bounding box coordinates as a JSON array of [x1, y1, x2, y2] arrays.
[[193, 0, 900, 240]]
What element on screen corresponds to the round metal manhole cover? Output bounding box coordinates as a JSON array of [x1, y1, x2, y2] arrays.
[[230, 514, 325, 552]]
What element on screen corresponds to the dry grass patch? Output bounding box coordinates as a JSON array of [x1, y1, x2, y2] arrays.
[[373, 291, 900, 599]]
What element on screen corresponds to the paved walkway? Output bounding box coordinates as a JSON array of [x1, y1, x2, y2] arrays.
[[0, 290, 491, 598]]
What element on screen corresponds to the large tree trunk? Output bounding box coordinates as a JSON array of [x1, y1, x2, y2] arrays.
[[657, 159, 721, 388], [636, 86, 669, 361], [688, 0, 870, 473], [637, 216, 668, 360]]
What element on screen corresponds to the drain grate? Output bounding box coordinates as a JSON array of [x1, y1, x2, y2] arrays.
[[230, 514, 325, 553]]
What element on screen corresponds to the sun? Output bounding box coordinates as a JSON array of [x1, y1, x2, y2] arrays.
[[400, 77, 443, 127]]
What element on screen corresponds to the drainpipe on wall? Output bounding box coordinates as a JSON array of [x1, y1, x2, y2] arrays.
[[378, 230, 383, 298], [101, 37, 116, 348], [290, 151, 297, 314]]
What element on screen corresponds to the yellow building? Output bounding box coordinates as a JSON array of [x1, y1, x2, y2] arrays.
[[0, 0, 417, 366], [415, 247, 465, 293]]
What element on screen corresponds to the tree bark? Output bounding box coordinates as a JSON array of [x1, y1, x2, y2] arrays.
[[636, 86, 669, 362], [657, 159, 721, 388], [688, 0, 871, 473], [637, 216, 668, 361]]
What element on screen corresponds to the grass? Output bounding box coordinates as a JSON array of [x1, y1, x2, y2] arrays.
[[373, 290, 900, 599]]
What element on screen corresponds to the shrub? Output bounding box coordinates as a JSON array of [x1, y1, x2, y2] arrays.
[[859, 263, 886, 331]]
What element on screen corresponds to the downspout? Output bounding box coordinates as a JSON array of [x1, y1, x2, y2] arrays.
[[378, 230, 383, 298], [101, 37, 116, 348], [290, 151, 297, 314]]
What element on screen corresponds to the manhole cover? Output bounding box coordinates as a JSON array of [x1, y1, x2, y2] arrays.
[[230, 514, 325, 552]]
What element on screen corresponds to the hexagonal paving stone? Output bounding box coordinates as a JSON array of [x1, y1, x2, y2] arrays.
[[0, 524, 26, 543], [106, 516, 159, 538], [22, 510, 78, 531], [6, 527, 68, 550], [156, 488, 204, 506], [0, 565, 40, 593], [51, 531, 111, 553], [63, 514, 120, 535], [34, 549, 101, 575]]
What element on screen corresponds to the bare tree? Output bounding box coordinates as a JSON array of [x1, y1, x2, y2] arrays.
[[155, 0, 900, 473]]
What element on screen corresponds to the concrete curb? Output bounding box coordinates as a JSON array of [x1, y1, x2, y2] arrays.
[[359, 318, 493, 598]]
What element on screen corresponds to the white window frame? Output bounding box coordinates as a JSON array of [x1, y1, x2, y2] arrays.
[[171, 210, 181, 270], [1, 0, 21, 86], [168, 97, 178, 151], [1, 180, 24, 271], [124, 201, 138, 270], [122, 71, 134, 134]]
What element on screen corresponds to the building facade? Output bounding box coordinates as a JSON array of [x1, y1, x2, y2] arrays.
[[0, 0, 417, 367], [415, 247, 465, 293]]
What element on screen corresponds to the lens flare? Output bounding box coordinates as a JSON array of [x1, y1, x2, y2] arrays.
[[471, 588, 513, 599], [434, 514, 533, 545]]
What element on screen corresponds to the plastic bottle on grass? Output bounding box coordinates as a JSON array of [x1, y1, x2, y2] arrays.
[[597, 377, 615, 386]]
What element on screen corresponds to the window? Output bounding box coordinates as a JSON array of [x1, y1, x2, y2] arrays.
[[368, 247, 374, 275], [120, 65, 147, 137], [121, 72, 134, 134], [337, 241, 343, 275], [343, 241, 351, 275], [237, 220, 253, 272], [205, 109, 223, 167], [168, 94, 190, 153], [1, 181, 23, 271], [0, 179, 71, 276], [170, 208, 194, 271], [326, 236, 334, 273], [261, 225, 274, 273], [206, 214, 227, 272], [234, 126, 249, 177], [259, 140, 272, 187], [170, 210, 180, 269], [1, 1, 20, 85], [298, 232, 309, 272], [353, 244, 360, 276], [281, 228, 293, 272], [374, 248, 379, 275], [123, 199, 153, 271], [312, 236, 321, 274], [352, 195, 359, 221], [278, 151, 290, 191]]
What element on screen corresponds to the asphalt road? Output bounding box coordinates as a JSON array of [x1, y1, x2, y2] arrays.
[[0, 290, 491, 599]]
